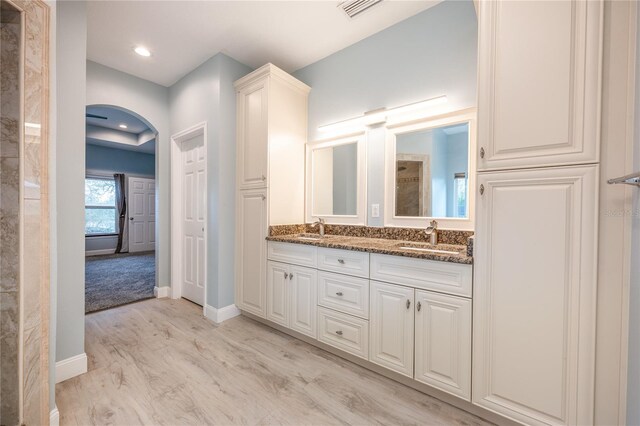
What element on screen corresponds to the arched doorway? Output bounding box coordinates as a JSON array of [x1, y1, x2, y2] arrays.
[[83, 104, 160, 313]]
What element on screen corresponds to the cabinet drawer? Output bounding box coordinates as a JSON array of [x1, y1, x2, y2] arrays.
[[267, 241, 317, 268], [317, 247, 369, 278], [317, 271, 369, 319], [317, 307, 369, 359], [370, 254, 472, 298]]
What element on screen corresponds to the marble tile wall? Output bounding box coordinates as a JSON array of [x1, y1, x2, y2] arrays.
[[0, 0, 50, 424], [1, 2, 22, 424]]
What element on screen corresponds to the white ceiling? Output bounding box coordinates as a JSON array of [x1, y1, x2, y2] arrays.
[[86, 0, 441, 87]]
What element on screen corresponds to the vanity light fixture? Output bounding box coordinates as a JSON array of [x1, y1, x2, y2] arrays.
[[119, 124, 128, 129], [134, 46, 151, 57], [385, 95, 448, 117], [318, 95, 448, 134]]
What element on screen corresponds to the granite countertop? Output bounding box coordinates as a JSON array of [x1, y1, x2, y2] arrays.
[[266, 234, 473, 265]]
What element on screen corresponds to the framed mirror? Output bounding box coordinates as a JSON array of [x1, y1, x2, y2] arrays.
[[306, 133, 366, 225], [384, 109, 476, 230]]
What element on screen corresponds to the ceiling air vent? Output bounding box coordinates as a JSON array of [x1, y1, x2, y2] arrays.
[[339, 0, 383, 19]]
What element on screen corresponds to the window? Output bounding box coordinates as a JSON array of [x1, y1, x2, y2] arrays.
[[453, 172, 467, 218], [85, 177, 118, 235]]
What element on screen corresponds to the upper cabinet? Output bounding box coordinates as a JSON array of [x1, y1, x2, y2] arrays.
[[477, 0, 603, 170], [235, 64, 311, 224]]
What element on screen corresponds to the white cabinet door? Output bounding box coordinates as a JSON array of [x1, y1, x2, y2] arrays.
[[237, 79, 268, 189], [235, 189, 267, 317], [369, 281, 414, 377], [266, 261, 289, 327], [477, 0, 602, 170], [473, 165, 598, 425], [415, 291, 471, 401], [289, 265, 317, 338]]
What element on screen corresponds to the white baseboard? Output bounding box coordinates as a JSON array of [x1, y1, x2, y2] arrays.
[[55, 353, 87, 383], [85, 249, 115, 257], [205, 303, 241, 324], [50, 406, 59, 426], [154, 286, 170, 298]]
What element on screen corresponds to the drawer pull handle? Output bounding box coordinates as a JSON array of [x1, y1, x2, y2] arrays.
[[338, 259, 345, 264], [261, 174, 266, 181], [289, 273, 293, 280], [335, 330, 343, 336], [417, 301, 422, 312], [479, 184, 484, 195], [284, 272, 288, 279], [406, 299, 411, 309], [336, 291, 343, 296], [480, 147, 485, 158]]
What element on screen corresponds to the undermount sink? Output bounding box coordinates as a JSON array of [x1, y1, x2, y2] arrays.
[[296, 233, 329, 241], [396, 242, 460, 255]]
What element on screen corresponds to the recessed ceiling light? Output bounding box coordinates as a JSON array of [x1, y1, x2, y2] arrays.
[[119, 124, 128, 129], [134, 46, 151, 57]]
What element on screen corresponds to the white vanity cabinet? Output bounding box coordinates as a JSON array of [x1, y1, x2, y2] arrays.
[[473, 165, 597, 425], [261, 240, 473, 402], [369, 281, 414, 377], [235, 189, 268, 317], [415, 291, 471, 400], [267, 260, 317, 338], [477, 0, 602, 171]]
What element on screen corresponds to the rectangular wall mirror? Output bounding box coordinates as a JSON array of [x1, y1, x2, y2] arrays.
[[306, 134, 366, 224], [385, 109, 476, 230]]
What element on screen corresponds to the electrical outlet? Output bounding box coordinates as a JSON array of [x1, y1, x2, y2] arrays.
[[371, 204, 380, 218]]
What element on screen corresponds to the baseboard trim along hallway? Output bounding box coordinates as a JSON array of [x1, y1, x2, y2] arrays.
[[50, 406, 60, 426], [154, 286, 170, 298], [205, 303, 241, 324], [55, 353, 87, 383]]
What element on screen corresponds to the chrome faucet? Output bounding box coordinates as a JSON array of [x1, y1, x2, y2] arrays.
[[425, 220, 438, 245], [311, 218, 326, 237]]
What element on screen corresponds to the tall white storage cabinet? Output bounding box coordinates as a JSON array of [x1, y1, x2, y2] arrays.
[[234, 64, 310, 317], [473, 1, 602, 425]]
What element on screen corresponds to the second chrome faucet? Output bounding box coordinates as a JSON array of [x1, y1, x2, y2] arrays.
[[425, 219, 438, 245], [311, 218, 326, 237]]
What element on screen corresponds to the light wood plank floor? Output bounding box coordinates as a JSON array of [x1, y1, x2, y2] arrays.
[[56, 298, 492, 426]]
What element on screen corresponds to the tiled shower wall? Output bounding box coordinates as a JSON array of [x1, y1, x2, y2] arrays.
[[1, 0, 50, 424], [1, 2, 22, 424]]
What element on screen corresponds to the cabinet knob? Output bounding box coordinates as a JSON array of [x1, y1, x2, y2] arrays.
[[480, 147, 485, 158], [261, 175, 266, 181], [284, 272, 288, 279], [335, 330, 343, 336], [479, 184, 485, 195], [261, 195, 266, 201], [289, 273, 293, 280], [406, 299, 411, 309], [336, 291, 343, 296], [338, 259, 345, 264], [417, 301, 422, 312]]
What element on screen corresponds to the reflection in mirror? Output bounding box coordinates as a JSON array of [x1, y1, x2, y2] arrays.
[[395, 122, 469, 218], [312, 143, 358, 216]]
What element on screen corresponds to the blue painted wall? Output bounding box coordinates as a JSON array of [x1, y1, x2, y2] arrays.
[[169, 53, 253, 309], [293, 0, 477, 142], [85, 144, 155, 176]]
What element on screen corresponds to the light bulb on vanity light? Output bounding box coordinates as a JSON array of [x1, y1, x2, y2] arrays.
[[387, 95, 448, 116], [134, 46, 151, 57]]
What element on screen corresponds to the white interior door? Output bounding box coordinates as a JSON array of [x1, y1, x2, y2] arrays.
[[180, 134, 206, 305], [128, 177, 155, 253]]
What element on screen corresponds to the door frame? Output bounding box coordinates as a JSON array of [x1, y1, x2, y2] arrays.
[[170, 122, 208, 312], [127, 176, 156, 253]]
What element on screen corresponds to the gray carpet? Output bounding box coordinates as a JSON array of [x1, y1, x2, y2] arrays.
[[85, 251, 156, 314]]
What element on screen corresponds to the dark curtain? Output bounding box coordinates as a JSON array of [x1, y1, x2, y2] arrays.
[[114, 173, 127, 253]]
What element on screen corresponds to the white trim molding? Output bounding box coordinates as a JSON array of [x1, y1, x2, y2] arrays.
[[50, 406, 60, 426], [205, 304, 241, 324], [154, 286, 170, 298], [55, 353, 87, 384], [85, 249, 115, 257]]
